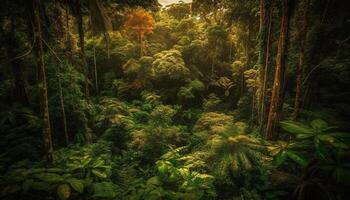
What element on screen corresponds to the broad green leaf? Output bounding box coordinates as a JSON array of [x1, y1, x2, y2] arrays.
[[92, 159, 105, 168], [318, 135, 348, 149], [92, 169, 108, 178], [286, 151, 308, 167], [331, 141, 348, 149], [23, 168, 65, 176], [315, 140, 328, 160], [46, 168, 66, 173], [93, 182, 117, 198], [332, 132, 350, 140], [178, 167, 190, 177], [66, 163, 83, 171], [66, 178, 84, 193], [267, 145, 282, 156], [318, 135, 335, 143], [81, 157, 92, 166], [296, 133, 315, 139], [275, 151, 287, 166], [157, 161, 172, 174], [30, 181, 51, 191], [34, 173, 63, 183], [146, 176, 161, 186], [194, 173, 215, 181], [310, 119, 328, 131], [280, 121, 313, 135], [57, 184, 71, 200]]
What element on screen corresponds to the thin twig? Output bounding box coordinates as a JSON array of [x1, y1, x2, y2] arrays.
[[41, 38, 63, 63], [302, 62, 322, 86], [6, 13, 36, 63]]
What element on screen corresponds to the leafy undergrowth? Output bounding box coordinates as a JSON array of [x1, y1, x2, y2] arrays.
[[1, 97, 349, 200]]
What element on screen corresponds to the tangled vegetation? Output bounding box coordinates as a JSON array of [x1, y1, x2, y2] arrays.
[[0, 0, 349, 200]]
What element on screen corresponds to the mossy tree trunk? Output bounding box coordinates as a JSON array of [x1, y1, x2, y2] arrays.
[[266, 0, 294, 140]]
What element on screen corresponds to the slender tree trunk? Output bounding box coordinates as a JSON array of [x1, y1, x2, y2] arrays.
[[257, 0, 268, 127], [65, 3, 73, 64], [259, 1, 274, 131], [57, 64, 69, 146], [75, 0, 89, 97], [265, 0, 293, 140], [293, 0, 310, 120], [93, 41, 98, 92], [32, 0, 53, 164]]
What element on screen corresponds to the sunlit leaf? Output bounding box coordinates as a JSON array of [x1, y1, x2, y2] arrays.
[[92, 169, 108, 178], [280, 121, 313, 135], [146, 176, 161, 186]]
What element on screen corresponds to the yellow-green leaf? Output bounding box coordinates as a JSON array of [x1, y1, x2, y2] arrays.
[[91, 169, 108, 178], [310, 119, 328, 131], [280, 121, 313, 135], [57, 184, 71, 200], [34, 173, 63, 183], [66, 178, 84, 193]]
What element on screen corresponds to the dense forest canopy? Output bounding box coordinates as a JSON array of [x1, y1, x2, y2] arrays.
[[0, 0, 349, 199]]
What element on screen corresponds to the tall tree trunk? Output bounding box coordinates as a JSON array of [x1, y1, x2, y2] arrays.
[[259, 0, 274, 131], [293, 0, 310, 120], [73, 1, 93, 144], [57, 64, 69, 146], [75, 0, 89, 97], [265, 0, 293, 140], [93, 41, 98, 92], [32, 0, 54, 164], [65, 3, 73, 64], [257, 0, 268, 127]]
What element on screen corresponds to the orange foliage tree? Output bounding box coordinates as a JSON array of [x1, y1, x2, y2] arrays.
[[124, 8, 155, 57]]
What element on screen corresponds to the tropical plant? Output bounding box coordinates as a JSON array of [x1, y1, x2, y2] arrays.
[[151, 49, 190, 81], [150, 105, 177, 125], [126, 147, 216, 200], [202, 94, 222, 111], [204, 133, 268, 179], [280, 119, 349, 159], [268, 140, 309, 167], [214, 77, 234, 96], [193, 112, 234, 134], [0, 141, 115, 200]]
